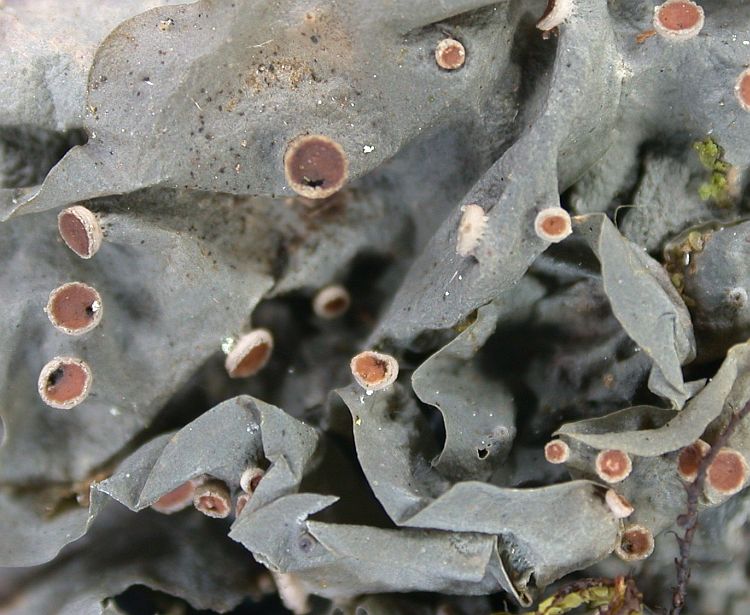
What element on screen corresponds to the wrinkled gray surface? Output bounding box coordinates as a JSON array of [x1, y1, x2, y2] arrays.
[[0, 0, 522, 218], [404, 481, 619, 589], [412, 279, 543, 481], [0, 488, 93, 567], [615, 1, 750, 169], [678, 221, 750, 362], [231, 492, 503, 599], [619, 153, 737, 253], [341, 384, 450, 521], [575, 214, 696, 408], [338, 385, 619, 594], [568, 132, 641, 216], [0, 393, 317, 568], [371, 0, 621, 345], [97, 395, 319, 513], [557, 340, 750, 456], [561, 435, 689, 539], [270, 186, 412, 296], [0, 0, 185, 132], [2, 0, 750, 612], [592, 494, 750, 615], [0, 193, 272, 485], [0, 504, 257, 614], [556, 411, 750, 574], [520, 274, 653, 436]]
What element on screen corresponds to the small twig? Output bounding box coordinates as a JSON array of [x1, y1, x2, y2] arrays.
[[669, 399, 750, 615]]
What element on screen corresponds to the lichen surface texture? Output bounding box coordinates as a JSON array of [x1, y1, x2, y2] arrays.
[[2, 1, 750, 614]]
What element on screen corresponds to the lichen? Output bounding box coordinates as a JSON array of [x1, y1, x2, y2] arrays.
[[1, 1, 750, 614]]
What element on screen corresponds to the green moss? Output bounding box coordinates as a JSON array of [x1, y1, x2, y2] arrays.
[[693, 137, 732, 205], [697, 172, 729, 202], [694, 138, 723, 171]]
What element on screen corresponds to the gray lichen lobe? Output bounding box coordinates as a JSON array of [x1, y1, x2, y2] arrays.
[[1, 1, 750, 614]]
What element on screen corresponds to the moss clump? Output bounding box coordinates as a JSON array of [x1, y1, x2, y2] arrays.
[[693, 138, 732, 206]]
